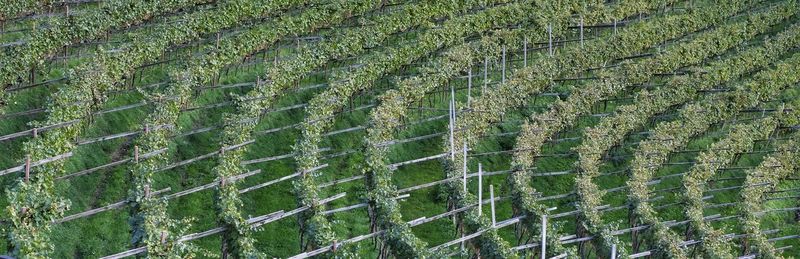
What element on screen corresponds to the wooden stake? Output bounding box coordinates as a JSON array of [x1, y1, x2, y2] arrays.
[[467, 69, 472, 108], [580, 16, 584, 47], [134, 146, 139, 163], [502, 46, 506, 84], [483, 56, 488, 94], [548, 24, 553, 56], [32, 128, 37, 138], [25, 156, 30, 182], [216, 32, 221, 50]]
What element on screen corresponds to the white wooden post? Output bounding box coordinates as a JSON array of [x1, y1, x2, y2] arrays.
[[490, 185, 496, 227], [541, 214, 547, 258], [478, 163, 483, 216]]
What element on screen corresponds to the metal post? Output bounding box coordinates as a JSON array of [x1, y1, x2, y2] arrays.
[[462, 143, 468, 194], [449, 86, 455, 161], [541, 214, 547, 258], [490, 185, 496, 227], [478, 163, 483, 216], [524, 37, 528, 67], [611, 244, 617, 259]]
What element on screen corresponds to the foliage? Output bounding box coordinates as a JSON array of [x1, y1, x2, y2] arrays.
[[292, 0, 525, 253], [3, 0, 305, 256], [739, 131, 800, 259], [625, 52, 800, 258], [681, 118, 777, 258], [0, 0, 214, 109]]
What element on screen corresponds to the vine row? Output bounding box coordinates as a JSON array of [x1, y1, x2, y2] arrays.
[[681, 117, 777, 258], [572, 19, 800, 259], [625, 52, 800, 258], [293, 0, 536, 255], [2, 0, 306, 257], [0, 0, 214, 108]]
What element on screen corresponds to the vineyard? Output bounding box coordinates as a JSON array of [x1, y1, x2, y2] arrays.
[[1, 0, 799, 258]]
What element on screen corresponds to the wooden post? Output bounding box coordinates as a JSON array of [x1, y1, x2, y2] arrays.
[[490, 185, 496, 227], [541, 214, 547, 258], [483, 56, 488, 94], [216, 32, 221, 50], [613, 19, 617, 35], [580, 16, 584, 47], [467, 69, 472, 108], [134, 146, 139, 163], [548, 24, 553, 56], [478, 163, 483, 216], [32, 128, 38, 138], [24, 156, 30, 182], [502, 46, 506, 84]]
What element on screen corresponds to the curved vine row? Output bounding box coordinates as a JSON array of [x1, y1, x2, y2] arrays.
[[572, 19, 800, 259], [212, 0, 498, 254], [0, 0, 214, 108], [739, 129, 800, 258], [125, 1, 381, 257], [204, 1, 381, 257], [2, 0, 305, 257], [446, 0, 742, 257], [363, 29, 528, 258], [625, 52, 800, 258], [681, 117, 777, 258], [507, 2, 799, 255], [292, 1, 537, 255], [0, 0, 54, 22]]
